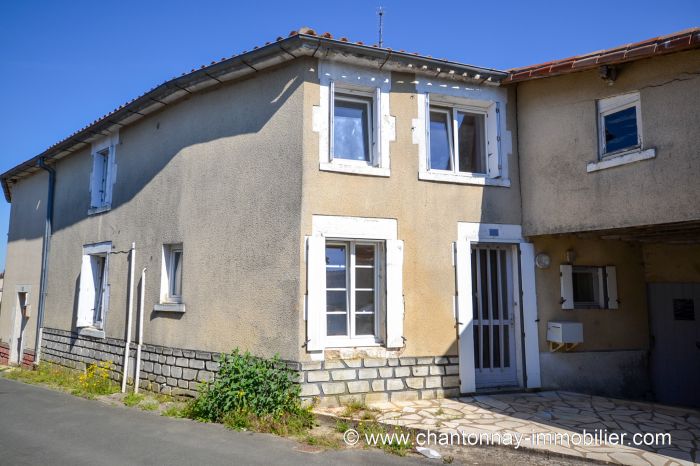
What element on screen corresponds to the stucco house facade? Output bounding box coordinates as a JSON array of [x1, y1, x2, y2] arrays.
[[0, 27, 697, 407]]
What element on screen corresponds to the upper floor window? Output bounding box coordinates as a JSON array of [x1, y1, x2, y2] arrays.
[[89, 132, 118, 214], [598, 92, 641, 157], [428, 106, 487, 175], [332, 89, 375, 164], [313, 61, 395, 177], [416, 90, 509, 187]]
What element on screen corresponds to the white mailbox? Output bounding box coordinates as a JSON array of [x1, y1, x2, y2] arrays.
[[547, 321, 583, 344]]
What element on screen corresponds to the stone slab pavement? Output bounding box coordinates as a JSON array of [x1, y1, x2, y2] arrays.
[[319, 390, 700, 465]]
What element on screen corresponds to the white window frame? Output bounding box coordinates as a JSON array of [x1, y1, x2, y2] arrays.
[[313, 61, 395, 177], [306, 215, 404, 353], [588, 92, 655, 172], [415, 89, 510, 187], [324, 240, 383, 346], [88, 132, 119, 215], [76, 242, 112, 337], [330, 89, 376, 166], [427, 104, 489, 176], [560, 264, 618, 310], [156, 244, 186, 313]]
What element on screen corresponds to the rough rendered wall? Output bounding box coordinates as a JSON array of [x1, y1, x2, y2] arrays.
[[518, 49, 700, 236], [8, 60, 306, 361], [299, 68, 523, 359]]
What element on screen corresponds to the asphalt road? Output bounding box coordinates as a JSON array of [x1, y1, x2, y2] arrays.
[[0, 378, 429, 466]]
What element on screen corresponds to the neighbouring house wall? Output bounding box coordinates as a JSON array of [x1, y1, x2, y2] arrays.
[[0, 171, 47, 357], [532, 235, 651, 398], [518, 49, 700, 236], [298, 67, 523, 362], [6, 60, 306, 363], [642, 243, 700, 282]]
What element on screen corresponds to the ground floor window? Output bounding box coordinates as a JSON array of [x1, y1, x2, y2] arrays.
[[325, 241, 382, 340], [76, 242, 111, 329]]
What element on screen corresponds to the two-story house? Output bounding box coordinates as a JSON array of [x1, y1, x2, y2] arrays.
[[0, 27, 697, 408]]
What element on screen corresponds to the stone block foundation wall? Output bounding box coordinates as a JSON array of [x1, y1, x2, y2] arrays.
[[41, 328, 223, 396], [300, 356, 461, 406], [42, 328, 462, 405]]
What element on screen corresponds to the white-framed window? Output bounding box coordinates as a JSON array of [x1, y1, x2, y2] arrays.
[[560, 264, 618, 310], [76, 242, 112, 333], [428, 105, 487, 175], [325, 240, 383, 342], [415, 89, 509, 187], [89, 132, 118, 214], [306, 215, 404, 351], [160, 244, 183, 304], [588, 92, 655, 172], [313, 61, 395, 177], [598, 92, 641, 157]]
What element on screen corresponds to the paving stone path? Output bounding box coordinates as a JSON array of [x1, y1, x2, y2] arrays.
[[319, 391, 700, 465]]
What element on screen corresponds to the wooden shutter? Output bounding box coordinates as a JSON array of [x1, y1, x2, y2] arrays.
[[385, 239, 405, 348], [606, 266, 618, 309], [454, 240, 476, 393], [560, 264, 574, 310], [306, 235, 326, 351], [486, 102, 501, 178], [76, 255, 95, 327]]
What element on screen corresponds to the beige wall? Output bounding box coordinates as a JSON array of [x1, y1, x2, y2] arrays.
[[3, 61, 307, 361], [298, 67, 523, 358], [518, 49, 700, 236], [532, 235, 649, 352], [642, 243, 700, 283], [0, 171, 48, 353]]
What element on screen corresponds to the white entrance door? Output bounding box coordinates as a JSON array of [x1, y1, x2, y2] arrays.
[[9, 291, 28, 365], [471, 245, 518, 388]]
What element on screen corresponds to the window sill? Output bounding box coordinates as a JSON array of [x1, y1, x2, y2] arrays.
[[320, 162, 390, 178], [154, 303, 186, 313], [78, 327, 105, 339], [418, 170, 511, 187], [88, 205, 112, 216], [324, 338, 382, 348], [586, 148, 656, 173]]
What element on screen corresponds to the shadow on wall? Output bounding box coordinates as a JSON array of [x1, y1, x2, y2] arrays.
[[7, 67, 303, 243]]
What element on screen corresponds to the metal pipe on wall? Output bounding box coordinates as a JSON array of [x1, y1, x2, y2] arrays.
[[34, 157, 56, 365], [121, 243, 136, 393], [134, 267, 146, 393]]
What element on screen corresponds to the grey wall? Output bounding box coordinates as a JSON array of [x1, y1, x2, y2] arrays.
[[517, 49, 700, 236], [3, 59, 308, 361]]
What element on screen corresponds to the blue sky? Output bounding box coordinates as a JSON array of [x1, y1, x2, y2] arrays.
[[0, 0, 698, 269]]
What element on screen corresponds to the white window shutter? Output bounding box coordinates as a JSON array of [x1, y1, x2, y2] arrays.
[[306, 235, 326, 352], [606, 266, 618, 309], [76, 255, 95, 327], [89, 155, 102, 208], [454, 240, 476, 393], [385, 239, 405, 348], [486, 103, 501, 178], [560, 264, 574, 310], [104, 146, 115, 206]]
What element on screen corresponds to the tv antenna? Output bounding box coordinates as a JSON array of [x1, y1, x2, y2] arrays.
[[378, 6, 385, 47]]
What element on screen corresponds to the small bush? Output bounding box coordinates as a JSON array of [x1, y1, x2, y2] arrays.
[[188, 349, 303, 422], [78, 361, 118, 396], [162, 403, 189, 418]]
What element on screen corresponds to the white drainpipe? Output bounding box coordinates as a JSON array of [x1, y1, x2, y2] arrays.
[[121, 243, 135, 393], [134, 267, 146, 393]]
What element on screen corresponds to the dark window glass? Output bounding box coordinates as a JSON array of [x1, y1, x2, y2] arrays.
[[429, 111, 452, 170], [604, 106, 638, 154], [673, 299, 695, 321], [457, 112, 486, 174]]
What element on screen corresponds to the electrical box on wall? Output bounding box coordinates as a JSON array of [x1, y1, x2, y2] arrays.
[[547, 321, 583, 352]]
